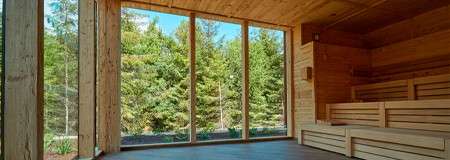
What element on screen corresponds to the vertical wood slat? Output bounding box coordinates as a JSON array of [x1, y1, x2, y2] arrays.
[[408, 79, 416, 100], [379, 102, 386, 128], [98, 0, 121, 153], [325, 104, 331, 120], [189, 12, 197, 143], [4, 0, 44, 159], [285, 29, 295, 137], [241, 20, 250, 140], [79, 0, 96, 157], [445, 139, 450, 160], [345, 130, 352, 157]]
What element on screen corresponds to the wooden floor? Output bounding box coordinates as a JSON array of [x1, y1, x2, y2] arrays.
[[100, 140, 356, 160]]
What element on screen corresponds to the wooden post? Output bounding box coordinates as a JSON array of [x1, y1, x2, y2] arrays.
[[407, 79, 416, 100], [445, 139, 450, 160], [379, 102, 387, 128], [4, 0, 44, 159], [79, 0, 96, 157], [98, 0, 121, 153], [241, 20, 250, 140], [297, 128, 303, 144], [285, 29, 295, 137], [189, 12, 197, 143], [325, 104, 331, 121], [345, 130, 352, 157]]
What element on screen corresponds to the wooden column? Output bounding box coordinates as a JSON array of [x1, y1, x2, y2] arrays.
[[241, 21, 250, 140], [345, 130, 352, 157], [285, 29, 295, 137], [98, 0, 121, 153], [4, 0, 44, 159], [189, 12, 197, 143], [445, 139, 450, 160], [79, 0, 96, 157]]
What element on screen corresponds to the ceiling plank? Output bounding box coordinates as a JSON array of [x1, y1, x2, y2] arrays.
[[324, 0, 387, 29]]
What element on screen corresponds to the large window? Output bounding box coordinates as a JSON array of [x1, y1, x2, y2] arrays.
[[120, 8, 190, 145], [44, 0, 79, 159], [249, 27, 286, 138], [195, 18, 242, 141]]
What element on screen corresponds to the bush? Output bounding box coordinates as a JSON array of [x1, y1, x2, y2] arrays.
[[228, 128, 240, 138], [249, 128, 258, 137], [44, 133, 55, 152], [197, 130, 211, 140], [162, 135, 174, 143], [55, 137, 73, 155], [174, 132, 189, 141]]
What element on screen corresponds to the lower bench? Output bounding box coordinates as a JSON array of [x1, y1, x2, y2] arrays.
[[298, 124, 371, 156], [299, 125, 450, 160], [351, 127, 450, 160]]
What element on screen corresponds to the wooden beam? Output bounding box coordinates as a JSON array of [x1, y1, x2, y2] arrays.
[[379, 102, 386, 128], [445, 139, 450, 160], [241, 20, 250, 140], [189, 12, 197, 143], [98, 0, 121, 153], [78, 0, 96, 157], [4, 0, 44, 159], [345, 130, 352, 157], [285, 29, 295, 137]]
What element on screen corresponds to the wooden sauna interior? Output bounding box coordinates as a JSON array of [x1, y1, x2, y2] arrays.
[[3, 0, 450, 159]]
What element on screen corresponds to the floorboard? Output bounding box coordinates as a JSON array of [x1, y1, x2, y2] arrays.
[[100, 140, 356, 160]]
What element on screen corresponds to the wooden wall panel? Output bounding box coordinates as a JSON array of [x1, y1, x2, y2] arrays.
[[293, 25, 316, 132], [365, 5, 450, 48], [370, 28, 450, 82], [4, 0, 44, 159], [314, 43, 370, 119], [78, 0, 96, 157], [300, 24, 367, 48], [98, 0, 121, 153]]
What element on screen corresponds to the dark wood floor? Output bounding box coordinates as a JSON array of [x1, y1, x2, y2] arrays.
[[100, 140, 356, 160]]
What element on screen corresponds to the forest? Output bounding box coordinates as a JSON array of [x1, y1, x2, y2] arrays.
[[39, 0, 286, 158]]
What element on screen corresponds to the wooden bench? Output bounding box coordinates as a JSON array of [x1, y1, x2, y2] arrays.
[[299, 99, 450, 160], [352, 74, 450, 102], [350, 99, 450, 160], [298, 102, 382, 156]]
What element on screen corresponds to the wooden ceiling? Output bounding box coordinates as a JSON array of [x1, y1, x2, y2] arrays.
[[124, 0, 450, 33]]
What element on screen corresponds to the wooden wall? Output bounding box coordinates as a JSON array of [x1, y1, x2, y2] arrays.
[[368, 5, 450, 82], [314, 43, 370, 119], [294, 25, 316, 131]]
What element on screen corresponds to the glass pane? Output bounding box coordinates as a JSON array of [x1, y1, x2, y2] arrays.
[[195, 18, 242, 141], [120, 8, 190, 145], [44, 0, 79, 159], [249, 27, 286, 138]]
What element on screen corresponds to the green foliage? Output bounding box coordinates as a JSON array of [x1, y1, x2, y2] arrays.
[[119, 10, 285, 138], [249, 128, 258, 137], [228, 128, 240, 138], [44, 133, 56, 152], [162, 135, 174, 143], [55, 138, 73, 155]]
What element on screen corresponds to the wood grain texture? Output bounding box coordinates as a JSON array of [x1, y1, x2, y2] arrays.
[[78, 0, 96, 157], [189, 12, 197, 143], [98, 0, 121, 153], [285, 29, 295, 137], [4, 0, 44, 159], [241, 21, 250, 140], [314, 42, 370, 119], [365, 5, 450, 48], [293, 32, 316, 129], [123, 0, 450, 34]]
